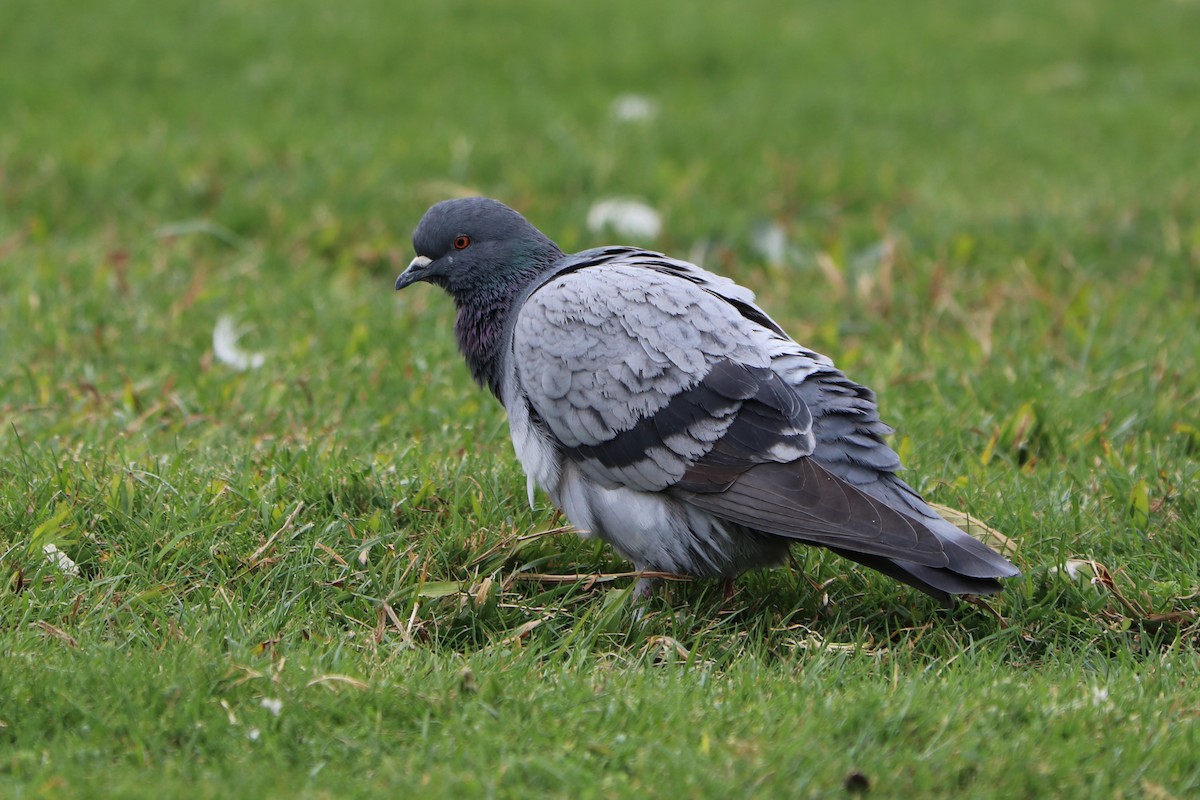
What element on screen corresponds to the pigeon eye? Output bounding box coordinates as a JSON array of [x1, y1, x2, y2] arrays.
[[453, 234, 471, 250]]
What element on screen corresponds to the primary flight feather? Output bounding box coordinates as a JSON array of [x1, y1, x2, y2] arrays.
[[395, 197, 1019, 603]]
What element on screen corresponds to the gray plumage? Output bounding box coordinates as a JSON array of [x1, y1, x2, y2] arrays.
[[395, 197, 1019, 603]]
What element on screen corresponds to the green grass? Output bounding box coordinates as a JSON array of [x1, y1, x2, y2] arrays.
[[2, 0, 1199, 797]]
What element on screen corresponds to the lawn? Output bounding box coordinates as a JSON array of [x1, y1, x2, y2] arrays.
[[2, 0, 1198, 797]]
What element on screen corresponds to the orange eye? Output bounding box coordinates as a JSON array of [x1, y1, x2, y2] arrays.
[[452, 234, 471, 250]]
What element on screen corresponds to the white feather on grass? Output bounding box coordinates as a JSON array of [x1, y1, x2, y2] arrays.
[[43, 543, 80, 576], [586, 198, 661, 240], [213, 315, 265, 371], [610, 94, 658, 122]]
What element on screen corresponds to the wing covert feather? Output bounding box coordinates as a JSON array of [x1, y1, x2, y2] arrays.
[[512, 260, 810, 492]]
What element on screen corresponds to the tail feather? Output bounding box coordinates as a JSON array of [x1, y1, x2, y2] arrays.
[[826, 546, 1007, 605]]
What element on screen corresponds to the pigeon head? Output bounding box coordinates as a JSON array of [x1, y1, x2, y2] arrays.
[[395, 198, 564, 395], [395, 197, 562, 302]]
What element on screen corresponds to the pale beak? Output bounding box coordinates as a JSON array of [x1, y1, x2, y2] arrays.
[[394, 255, 433, 290]]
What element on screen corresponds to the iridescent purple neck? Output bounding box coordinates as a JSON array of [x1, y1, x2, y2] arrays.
[[454, 283, 523, 399], [447, 239, 563, 400]]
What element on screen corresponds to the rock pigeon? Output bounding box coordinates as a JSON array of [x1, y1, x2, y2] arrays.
[[395, 197, 1019, 603]]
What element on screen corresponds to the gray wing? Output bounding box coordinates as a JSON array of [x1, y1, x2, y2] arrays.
[[514, 257, 804, 489], [511, 250, 1016, 582]]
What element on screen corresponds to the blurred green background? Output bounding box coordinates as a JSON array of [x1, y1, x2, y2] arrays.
[[2, 1, 1198, 797], [6, 1, 1197, 240]]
